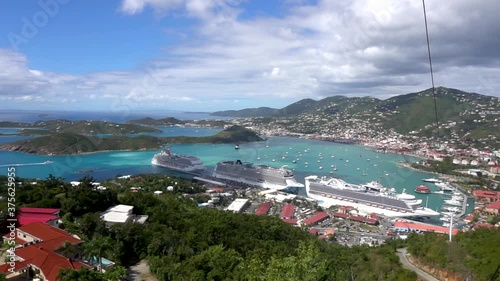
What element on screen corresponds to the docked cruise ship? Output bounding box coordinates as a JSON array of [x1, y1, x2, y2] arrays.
[[305, 175, 439, 218], [212, 160, 304, 190], [151, 149, 205, 174]]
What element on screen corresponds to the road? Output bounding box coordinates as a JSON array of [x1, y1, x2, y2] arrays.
[[397, 248, 440, 281]]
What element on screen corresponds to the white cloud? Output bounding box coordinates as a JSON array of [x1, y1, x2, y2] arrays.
[[1, 0, 499, 111]]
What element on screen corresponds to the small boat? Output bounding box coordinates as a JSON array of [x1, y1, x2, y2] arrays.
[[423, 178, 441, 183], [235, 145, 240, 150], [415, 185, 431, 194]]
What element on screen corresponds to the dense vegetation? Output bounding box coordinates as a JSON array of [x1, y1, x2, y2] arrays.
[[126, 117, 184, 126], [0, 174, 416, 281], [211, 107, 280, 117], [407, 230, 500, 281], [0, 125, 262, 155], [162, 125, 264, 144], [0, 120, 161, 135], [209, 87, 500, 143], [0, 133, 164, 155]]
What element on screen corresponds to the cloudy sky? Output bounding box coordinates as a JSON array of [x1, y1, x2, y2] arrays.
[[0, 0, 498, 112]]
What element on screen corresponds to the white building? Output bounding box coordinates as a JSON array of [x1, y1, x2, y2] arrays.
[[226, 198, 250, 213], [100, 204, 148, 226]]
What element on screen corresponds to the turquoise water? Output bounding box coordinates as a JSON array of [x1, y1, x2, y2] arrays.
[[0, 128, 22, 134], [0, 126, 465, 216]]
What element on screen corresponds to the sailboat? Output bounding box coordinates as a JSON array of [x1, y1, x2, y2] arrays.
[[362, 169, 367, 176]]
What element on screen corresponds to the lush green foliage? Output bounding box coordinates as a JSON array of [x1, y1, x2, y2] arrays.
[[0, 125, 262, 155], [2, 174, 417, 280], [164, 125, 263, 144], [407, 229, 500, 281]]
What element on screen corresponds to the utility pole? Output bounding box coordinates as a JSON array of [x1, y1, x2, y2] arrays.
[[449, 215, 453, 242]]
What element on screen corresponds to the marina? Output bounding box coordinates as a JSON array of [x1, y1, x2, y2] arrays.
[[0, 129, 475, 222]]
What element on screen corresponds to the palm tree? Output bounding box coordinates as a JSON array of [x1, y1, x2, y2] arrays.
[[83, 236, 113, 273], [55, 241, 81, 260], [56, 268, 80, 281]]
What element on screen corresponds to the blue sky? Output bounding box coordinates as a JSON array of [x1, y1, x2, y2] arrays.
[[0, 0, 499, 112]]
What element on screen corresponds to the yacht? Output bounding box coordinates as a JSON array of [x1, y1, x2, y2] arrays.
[[423, 178, 442, 183]]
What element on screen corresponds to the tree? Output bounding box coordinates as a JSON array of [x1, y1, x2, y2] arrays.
[[56, 268, 104, 281], [55, 241, 81, 260], [103, 265, 128, 281], [83, 236, 113, 273]]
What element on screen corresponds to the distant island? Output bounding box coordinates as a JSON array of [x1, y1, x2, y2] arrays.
[[0, 125, 263, 155], [0, 120, 161, 135], [125, 117, 230, 128]]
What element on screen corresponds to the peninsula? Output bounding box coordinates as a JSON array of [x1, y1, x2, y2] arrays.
[[0, 125, 263, 155]]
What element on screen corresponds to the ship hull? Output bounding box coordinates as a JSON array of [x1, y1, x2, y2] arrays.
[[151, 152, 206, 174], [212, 160, 304, 190], [305, 176, 439, 218]]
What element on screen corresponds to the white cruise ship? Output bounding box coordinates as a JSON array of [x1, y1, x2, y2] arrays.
[[151, 149, 205, 174], [212, 160, 304, 190], [305, 175, 439, 218]]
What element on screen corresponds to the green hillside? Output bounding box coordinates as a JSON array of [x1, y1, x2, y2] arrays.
[[0, 126, 262, 155], [126, 117, 185, 126], [164, 125, 263, 144], [211, 107, 279, 117], [0, 133, 164, 155]]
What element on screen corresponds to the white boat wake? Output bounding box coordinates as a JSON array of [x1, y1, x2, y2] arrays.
[[0, 161, 53, 167]]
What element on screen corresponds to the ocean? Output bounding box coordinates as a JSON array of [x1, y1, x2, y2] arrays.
[[0, 109, 231, 123], [0, 120, 474, 220]]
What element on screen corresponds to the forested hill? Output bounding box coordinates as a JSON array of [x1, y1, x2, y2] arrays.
[[0, 120, 161, 135], [211, 107, 280, 117], [125, 117, 185, 126], [406, 229, 500, 281], [0, 126, 263, 155], [210, 87, 500, 139]]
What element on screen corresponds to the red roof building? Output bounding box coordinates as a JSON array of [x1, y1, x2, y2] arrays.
[[485, 201, 500, 214], [208, 187, 225, 193], [309, 228, 335, 240], [303, 212, 329, 226], [255, 202, 272, 215], [0, 222, 89, 281], [281, 218, 298, 225], [394, 221, 460, 235], [463, 214, 475, 223], [473, 223, 495, 230], [332, 212, 349, 218], [280, 203, 295, 219], [18, 207, 60, 227], [473, 190, 500, 202], [338, 206, 354, 214], [348, 215, 365, 222]]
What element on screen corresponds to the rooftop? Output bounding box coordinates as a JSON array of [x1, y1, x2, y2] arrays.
[[18, 222, 80, 245], [303, 212, 329, 226], [255, 202, 271, 215], [280, 203, 295, 219], [486, 201, 500, 210], [394, 221, 459, 235]]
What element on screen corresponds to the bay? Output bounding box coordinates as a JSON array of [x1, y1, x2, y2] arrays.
[[0, 126, 473, 222]]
